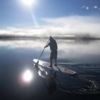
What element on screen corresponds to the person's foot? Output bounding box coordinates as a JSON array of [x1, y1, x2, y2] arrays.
[[54, 64, 57, 66], [49, 65, 52, 67]]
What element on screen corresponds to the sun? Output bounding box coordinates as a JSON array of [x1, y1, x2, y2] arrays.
[[21, 0, 37, 8]]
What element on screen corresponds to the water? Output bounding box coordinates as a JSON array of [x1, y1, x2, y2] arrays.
[[0, 39, 100, 99], [1, 39, 100, 63]]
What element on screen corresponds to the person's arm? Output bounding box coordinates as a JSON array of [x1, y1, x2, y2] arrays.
[[44, 42, 50, 48]]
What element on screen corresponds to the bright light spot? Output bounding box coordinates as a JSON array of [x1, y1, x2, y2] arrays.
[[86, 6, 89, 10], [81, 5, 89, 10], [22, 69, 33, 83], [94, 5, 98, 9], [21, 0, 37, 8]]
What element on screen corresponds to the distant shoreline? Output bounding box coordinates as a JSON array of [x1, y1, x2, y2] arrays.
[[0, 35, 100, 40]]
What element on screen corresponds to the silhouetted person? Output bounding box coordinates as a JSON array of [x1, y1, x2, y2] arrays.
[[45, 36, 58, 67]]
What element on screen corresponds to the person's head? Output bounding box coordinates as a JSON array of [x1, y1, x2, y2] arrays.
[[49, 36, 53, 41]]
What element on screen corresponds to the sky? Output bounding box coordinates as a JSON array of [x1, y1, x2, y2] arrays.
[[0, 0, 100, 36]]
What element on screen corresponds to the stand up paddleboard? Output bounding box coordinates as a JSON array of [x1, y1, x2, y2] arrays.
[[33, 59, 77, 77]]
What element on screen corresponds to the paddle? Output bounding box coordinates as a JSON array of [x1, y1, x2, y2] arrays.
[[36, 47, 45, 64]]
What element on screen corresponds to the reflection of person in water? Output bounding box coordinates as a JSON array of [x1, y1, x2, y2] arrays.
[[44, 36, 58, 67], [47, 75, 57, 94]]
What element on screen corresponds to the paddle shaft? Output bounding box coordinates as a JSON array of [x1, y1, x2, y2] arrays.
[[37, 39, 49, 63], [38, 48, 45, 61]]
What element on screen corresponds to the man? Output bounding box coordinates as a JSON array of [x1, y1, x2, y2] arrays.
[[44, 36, 58, 67]]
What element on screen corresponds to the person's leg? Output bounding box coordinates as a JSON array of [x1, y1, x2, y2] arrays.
[[54, 50, 57, 66], [50, 52, 53, 67]]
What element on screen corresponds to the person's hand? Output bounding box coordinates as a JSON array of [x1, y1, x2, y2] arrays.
[[44, 43, 49, 48], [44, 45, 47, 48]]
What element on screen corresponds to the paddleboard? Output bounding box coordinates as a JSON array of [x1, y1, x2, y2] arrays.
[[33, 59, 77, 76]]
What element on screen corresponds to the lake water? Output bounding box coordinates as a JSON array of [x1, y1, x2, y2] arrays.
[[0, 39, 100, 99], [0, 39, 100, 63]]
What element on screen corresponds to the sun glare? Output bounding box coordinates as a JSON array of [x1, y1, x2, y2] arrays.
[[21, 0, 37, 8], [22, 69, 33, 83]]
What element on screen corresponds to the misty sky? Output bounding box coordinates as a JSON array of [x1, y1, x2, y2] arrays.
[[0, 0, 100, 36]]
